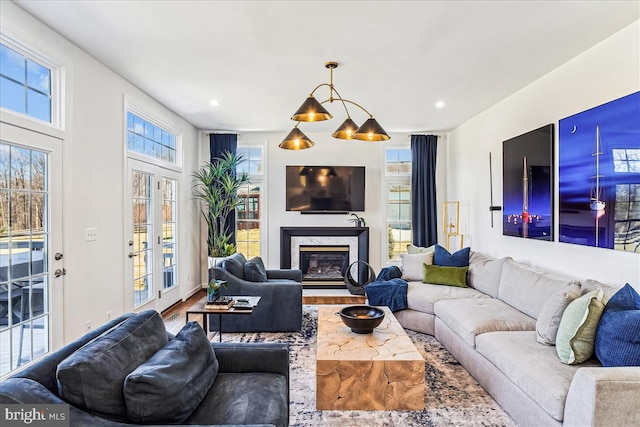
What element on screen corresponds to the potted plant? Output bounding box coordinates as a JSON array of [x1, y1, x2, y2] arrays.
[[192, 151, 251, 281]]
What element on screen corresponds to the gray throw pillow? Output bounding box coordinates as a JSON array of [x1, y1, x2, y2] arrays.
[[124, 321, 218, 424], [222, 253, 247, 279], [56, 310, 168, 422], [536, 282, 581, 345], [244, 257, 268, 282]]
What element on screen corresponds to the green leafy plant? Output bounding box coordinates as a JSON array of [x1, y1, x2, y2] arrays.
[[192, 151, 251, 257], [388, 225, 395, 260]]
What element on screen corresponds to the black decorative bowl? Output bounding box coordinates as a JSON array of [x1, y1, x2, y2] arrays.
[[338, 305, 385, 334]]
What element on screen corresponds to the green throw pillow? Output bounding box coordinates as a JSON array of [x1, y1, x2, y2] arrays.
[[556, 289, 605, 364], [423, 264, 468, 288]]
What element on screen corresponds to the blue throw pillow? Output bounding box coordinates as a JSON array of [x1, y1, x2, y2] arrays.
[[594, 284, 640, 367], [124, 321, 219, 423], [244, 256, 268, 282], [433, 245, 470, 267]]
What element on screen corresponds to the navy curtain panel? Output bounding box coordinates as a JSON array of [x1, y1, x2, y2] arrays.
[[411, 134, 438, 247], [209, 133, 238, 246]]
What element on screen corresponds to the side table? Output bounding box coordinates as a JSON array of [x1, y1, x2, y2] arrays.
[[186, 296, 261, 342]]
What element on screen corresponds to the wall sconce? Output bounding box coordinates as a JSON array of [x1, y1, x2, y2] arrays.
[[443, 201, 464, 251]]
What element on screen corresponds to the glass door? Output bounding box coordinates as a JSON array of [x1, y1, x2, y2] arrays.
[[125, 158, 180, 313], [0, 123, 63, 377]]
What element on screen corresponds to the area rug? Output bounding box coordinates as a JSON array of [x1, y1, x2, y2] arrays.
[[218, 306, 516, 427]]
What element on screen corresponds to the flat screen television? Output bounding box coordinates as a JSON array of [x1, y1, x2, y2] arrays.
[[285, 165, 365, 213]]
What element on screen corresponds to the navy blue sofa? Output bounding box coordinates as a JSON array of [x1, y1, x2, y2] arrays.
[[0, 311, 290, 426], [209, 253, 303, 333]]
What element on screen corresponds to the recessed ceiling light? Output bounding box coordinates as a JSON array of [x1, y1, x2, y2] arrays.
[[435, 101, 445, 109], [210, 100, 220, 107]]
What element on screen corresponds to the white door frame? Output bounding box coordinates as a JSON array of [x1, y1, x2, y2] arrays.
[[124, 157, 180, 313], [0, 122, 64, 372]]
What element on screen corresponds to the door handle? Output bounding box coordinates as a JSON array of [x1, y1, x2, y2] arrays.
[[128, 252, 139, 258], [54, 268, 66, 277]]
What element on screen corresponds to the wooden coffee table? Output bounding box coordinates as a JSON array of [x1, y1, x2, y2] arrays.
[[316, 305, 425, 410]]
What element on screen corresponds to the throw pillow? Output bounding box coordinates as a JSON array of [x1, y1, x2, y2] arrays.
[[556, 289, 605, 364], [244, 256, 268, 282], [595, 284, 640, 367], [433, 244, 470, 267], [423, 264, 469, 288], [124, 321, 219, 423], [222, 253, 247, 279], [407, 244, 435, 254], [56, 310, 168, 422], [536, 282, 581, 345], [400, 252, 433, 281]]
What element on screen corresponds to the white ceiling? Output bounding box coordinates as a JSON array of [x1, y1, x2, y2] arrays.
[[13, 1, 640, 134]]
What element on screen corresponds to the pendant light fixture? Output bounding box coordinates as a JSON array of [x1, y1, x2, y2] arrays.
[[281, 61, 389, 150]]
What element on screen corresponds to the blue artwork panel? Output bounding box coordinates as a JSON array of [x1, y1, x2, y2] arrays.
[[559, 91, 640, 252], [502, 124, 554, 240]]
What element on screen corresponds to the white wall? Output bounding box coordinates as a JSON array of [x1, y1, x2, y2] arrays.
[[1, 2, 202, 343], [234, 131, 447, 273], [447, 20, 640, 290]]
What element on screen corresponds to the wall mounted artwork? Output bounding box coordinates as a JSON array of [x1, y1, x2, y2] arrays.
[[502, 124, 554, 240], [559, 91, 640, 253]]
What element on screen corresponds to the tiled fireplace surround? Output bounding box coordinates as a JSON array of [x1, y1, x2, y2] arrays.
[[280, 227, 369, 288]]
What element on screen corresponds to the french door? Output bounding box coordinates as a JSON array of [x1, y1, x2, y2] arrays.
[[125, 158, 180, 313], [0, 122, 63, 377]]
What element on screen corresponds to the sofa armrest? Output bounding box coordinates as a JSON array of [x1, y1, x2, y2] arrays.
[[212, 342, 289, 378], [267, 268, 302, 282], [564, 367, 640, 427]]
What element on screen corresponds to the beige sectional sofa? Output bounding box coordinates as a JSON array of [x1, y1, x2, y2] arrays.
[[394, 251, 640, 427]]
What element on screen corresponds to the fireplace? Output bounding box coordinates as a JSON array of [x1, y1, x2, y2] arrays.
[[300, 246, 349, 283], [281, 227, 369, 289]]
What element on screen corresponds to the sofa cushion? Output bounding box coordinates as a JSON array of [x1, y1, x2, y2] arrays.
[[434, 298, 536, 348], [56, 310, 168, 422], [476, 331, 601, 422], [186, 372, 288, 427], [433, 245, 470, 267], [244, 256, 268, 282], [123, 321, 219, 424], [497, 259, 575, 319], [222, 253, 247, 279], [467, 253, 511, 298], [556, 289, 605, 365], [423, 264, 468, 288], [405, 282, 489, 315], [581, 278, 622, 302], [595, 284, 640, 367], [536, 282, 582, 345], [400, 252, 433, 281]]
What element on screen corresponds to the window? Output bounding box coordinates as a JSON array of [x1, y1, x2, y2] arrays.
[[385, 148, 412, 261], [614, 183, 640, 253], [0, 43, 53, 123], [613, 149, 640, 173], [235, 147, 263, 259], [126, 111, 178, 165]]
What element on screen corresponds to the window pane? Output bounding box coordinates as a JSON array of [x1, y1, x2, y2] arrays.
[[1, 77, 26, 114], [0, 44, 25, 82], [26, 59, 50, 93], [27, 89, 51, 122]]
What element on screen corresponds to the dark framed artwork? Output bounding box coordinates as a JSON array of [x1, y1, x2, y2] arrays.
[[502, 124, 554, 240], [559, 91, 640, 252]]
